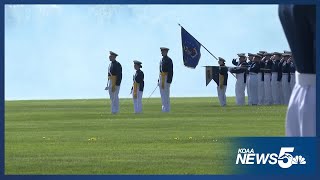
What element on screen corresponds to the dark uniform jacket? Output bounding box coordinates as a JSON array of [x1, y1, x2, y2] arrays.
[[108, 60, 122, 86], [160, 56, 173, 83], [264, 60, 273, 73], [283, 61, 296, 83], [279, 5, 315, 74], [231, 60, 249, 72], [282, 61, 291, 74], [290, 62, 296, 73], [271, 60, 282, 81], [132, 69, 144, 91], [282, 61, 291, 82], [248, 62, 260, 74], [230, 60, 248, 83], [219, 65, 228, 86], [259, 60, 265, 81]]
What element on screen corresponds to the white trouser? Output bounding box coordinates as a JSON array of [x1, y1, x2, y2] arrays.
[[258, 73, 265, 105], [290, 72, 296, 93], [108, 79, 120, 114], [235, 73, 246, 105], [248, 73, 258, 105], [217, 85, 227, 106], [246, 74, 251, 105], [264, 73, 273, 105], [271, 72, 281, 105], [159, 75, 171, 112], [282, 74, 291, 105], [286, 73, 316, 137], [279, 79, 284, 105], [132, 90, 143, 113]]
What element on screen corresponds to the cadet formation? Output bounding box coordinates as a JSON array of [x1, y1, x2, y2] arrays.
[[106, 48, 297, 115], [106, 47, 173, 114], [105, 5, 315, 138], [228, 51, 296, 107]]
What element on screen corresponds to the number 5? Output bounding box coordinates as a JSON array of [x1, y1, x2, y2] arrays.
[[278, 147, 294, 168]]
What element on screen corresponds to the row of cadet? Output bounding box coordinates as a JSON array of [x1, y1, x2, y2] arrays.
[[105, 47, 173, 114], [215, 50, 296, 106], [106, 48, 295, 114]]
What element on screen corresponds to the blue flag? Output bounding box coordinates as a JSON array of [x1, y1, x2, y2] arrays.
[[181, 27, 201, 68]]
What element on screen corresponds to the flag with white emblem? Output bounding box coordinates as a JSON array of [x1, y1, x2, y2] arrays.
[[181, 27, 201, 68]]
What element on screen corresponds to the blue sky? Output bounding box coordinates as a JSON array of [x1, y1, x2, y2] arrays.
[[5, 5, 290, 100]]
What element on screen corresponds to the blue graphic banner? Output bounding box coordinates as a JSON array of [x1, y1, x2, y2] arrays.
[[229, 137, 317, 175], [181, 27, 201, 68]]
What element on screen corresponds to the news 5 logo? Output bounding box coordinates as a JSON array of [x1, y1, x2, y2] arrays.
[[236, 147, 306, 168]]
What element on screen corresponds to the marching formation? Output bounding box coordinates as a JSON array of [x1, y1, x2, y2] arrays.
[[227, 51, 296, 107]]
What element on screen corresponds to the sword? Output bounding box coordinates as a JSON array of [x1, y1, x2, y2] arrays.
[[148, 84, 159, 99], [105, 77, 110, 91], [229, 71, 236, 78]]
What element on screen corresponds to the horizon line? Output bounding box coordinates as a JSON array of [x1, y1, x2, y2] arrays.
[[5, 96, 237, 101]]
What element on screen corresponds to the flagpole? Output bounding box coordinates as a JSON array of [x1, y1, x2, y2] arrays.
[[178, 23, 219, 61]]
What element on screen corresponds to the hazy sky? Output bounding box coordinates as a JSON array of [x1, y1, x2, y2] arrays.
[[5, 5, 290, 100]]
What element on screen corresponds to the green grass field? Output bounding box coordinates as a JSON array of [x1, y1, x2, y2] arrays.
[[5, 97, 287, 175]]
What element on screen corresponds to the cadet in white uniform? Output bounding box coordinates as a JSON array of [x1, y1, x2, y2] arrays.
[[281, 53, 292, 105], [279, 5, 315, 136], [257, 52, 266, 105], [285, 52, 296, 93], [247, 54, 261, 105], [246, 53, 255, 105], [271, 52, 282, 105], [106, 51, 122, 114], [217, 57, 228, 106], [131, 60, 144, 113], [279, 56, 285, 105], [263, 53, 273, 105], [159, 47, 173, 112], [230, 53, 248, 105], [289, 57, 296, 93]]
